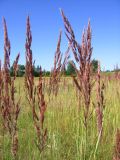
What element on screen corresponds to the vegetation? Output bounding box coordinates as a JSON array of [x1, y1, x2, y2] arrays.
[[66, 60, 76, 75], [0, 10, 120, 160], [92, 59, 98, 73], [10, 59, 99, 77]]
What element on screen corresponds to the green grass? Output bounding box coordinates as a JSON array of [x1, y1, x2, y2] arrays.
[[0, 77, 120, 160]]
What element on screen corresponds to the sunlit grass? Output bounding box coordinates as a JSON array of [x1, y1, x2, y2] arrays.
[[0, 77, 120, 160]]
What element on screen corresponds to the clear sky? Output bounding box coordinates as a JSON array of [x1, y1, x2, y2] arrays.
[[0, 0, 120, 70]]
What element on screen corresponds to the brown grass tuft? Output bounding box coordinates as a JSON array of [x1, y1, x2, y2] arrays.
[[61, 9, 93, 129], [113, 129, 120, 160], [25, 16, 47, 153], [95, 61, 105, 138], [1, 17, 20, 158]]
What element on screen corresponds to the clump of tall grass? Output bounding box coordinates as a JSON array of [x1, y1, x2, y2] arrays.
[[35, 66, 47, 152], [49, 31, 62, 97], [61, 9, 93, 132], [24, 16, 47, 153], [113, 128, 120, 160], [0, 18, 20, 158], [92, 61, 105, 158], [49, 30, 70, 98], [96, 62, 105, 138]]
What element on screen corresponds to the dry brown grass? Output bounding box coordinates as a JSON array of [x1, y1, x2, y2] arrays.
[[113, 129, 120, 160], [0, 18, 20, 158], [61, 9, 93, 132], [24, 16, 47, 153]]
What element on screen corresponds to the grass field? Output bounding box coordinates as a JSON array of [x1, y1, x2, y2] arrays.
[[0, 76, 120, 160], [0, 10, 120, 160]]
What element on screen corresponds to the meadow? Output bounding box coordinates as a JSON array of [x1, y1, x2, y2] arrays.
[[0, 10, 120, 160], [0, 76, 120, 160]]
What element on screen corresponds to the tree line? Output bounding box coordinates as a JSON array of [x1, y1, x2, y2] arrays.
[[10, 59, 99, 77]]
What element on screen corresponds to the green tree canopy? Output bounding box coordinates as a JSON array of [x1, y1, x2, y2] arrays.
[[66, 60, 76, 75], [92, 59, 98, 72]]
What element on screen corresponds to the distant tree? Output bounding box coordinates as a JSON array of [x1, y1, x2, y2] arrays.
[[66, 60, 76, 75], [36, 65, 40, 73], [18, 65, 25, 77], [19, 65, 25, 71], [66, 59, 98, 75], [10, 64, 25, 77], [106, 70, 110, 72], [10, 64, 51, 77], [45, 71, 50, 76], [92, 59, 98, 72]]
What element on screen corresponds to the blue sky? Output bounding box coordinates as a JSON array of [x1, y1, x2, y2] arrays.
[[0, 0, 120, 70]]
